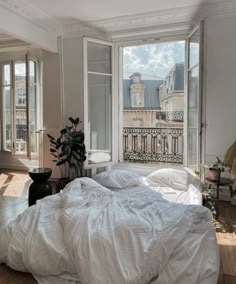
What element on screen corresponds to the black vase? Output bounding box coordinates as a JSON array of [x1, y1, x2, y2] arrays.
[[28, 168, 52, 206]]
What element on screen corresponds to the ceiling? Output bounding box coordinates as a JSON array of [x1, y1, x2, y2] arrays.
[[0, 0, 234, 52], [27, 0, 215, 23], [0, 31, 29, 52]]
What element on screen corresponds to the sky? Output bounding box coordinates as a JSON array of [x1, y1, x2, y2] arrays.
[[123, 41, 186, 78]]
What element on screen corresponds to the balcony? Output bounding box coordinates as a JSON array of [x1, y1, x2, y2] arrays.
[[156, 111, 184, 122], [123, 127, 183, 164]]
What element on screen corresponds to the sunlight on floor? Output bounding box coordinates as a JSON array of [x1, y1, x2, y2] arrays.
[[0, 172, 31, 198]]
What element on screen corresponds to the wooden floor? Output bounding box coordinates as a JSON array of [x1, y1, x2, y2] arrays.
[[0, 169, 235, 284]]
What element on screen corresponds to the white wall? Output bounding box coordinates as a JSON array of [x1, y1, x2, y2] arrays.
[[205, 15, 236, 164], [41, 50, 62, 177]]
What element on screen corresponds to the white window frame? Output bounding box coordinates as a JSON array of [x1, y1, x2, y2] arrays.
[[0, 56, 41, 160], [83, 37, 115, 169], [184, 20, 205, 172], [114, 36, 186, 165]]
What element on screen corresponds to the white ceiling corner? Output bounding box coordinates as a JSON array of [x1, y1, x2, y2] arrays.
[[0, 0, 63, 35], [91, 0, 236, 38], [0, 0, 236, 41]]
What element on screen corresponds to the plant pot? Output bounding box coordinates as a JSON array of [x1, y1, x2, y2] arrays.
[[209, 169, 221, 181], [28, 168, 52, 206]]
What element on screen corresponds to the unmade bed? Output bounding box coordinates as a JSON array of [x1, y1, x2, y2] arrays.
[[0, 168, 219, 284]]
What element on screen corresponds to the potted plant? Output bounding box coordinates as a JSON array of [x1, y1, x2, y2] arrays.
[[206, 157, 227, 181], [47, 117, 86, 191]]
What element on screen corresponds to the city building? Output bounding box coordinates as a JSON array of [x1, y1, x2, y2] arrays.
[[123, 72, 163, 127]]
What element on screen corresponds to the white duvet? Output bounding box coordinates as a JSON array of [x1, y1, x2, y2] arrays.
[[0, 177, 219, 284]]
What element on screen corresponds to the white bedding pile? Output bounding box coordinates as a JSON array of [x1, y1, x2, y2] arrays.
[[0, 177, 219, 284]]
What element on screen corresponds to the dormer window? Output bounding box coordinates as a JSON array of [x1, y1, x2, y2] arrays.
[[129, 72, 145, 107], [130, 72, 141, 84], [133, 92, 142, 107]]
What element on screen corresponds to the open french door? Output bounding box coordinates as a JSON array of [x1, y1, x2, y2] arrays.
[[1, 55, 40, 165], [185, 20, 205, 172], [26, 54, 40, 161], [83, 37, 114, 169]]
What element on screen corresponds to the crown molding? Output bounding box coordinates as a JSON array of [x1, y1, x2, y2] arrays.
[[3, 0, 235, 40], [62, 21, 109, 39], [111, 22, 190, 42], [0, 0, 62, 35], [91, 5, 197, 33], [89, 0, 236, 35]]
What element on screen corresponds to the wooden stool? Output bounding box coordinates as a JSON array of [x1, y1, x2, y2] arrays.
[[205, 177, 234, 219]]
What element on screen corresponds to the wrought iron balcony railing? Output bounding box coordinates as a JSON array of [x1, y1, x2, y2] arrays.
[[156, 111, 184, 122], [123, 127, 183, 164]]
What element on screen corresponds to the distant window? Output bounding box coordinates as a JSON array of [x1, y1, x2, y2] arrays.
[[130, 81, 145, 107], [133, 92, 142, 107], [17, 89, 26, 105]]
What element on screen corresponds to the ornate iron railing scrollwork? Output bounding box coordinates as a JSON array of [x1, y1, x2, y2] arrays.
[[123, 127, 183, 164]]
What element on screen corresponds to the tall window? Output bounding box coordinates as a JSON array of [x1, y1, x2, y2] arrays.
[[122, 41, 185, 164], [1, 58, 39, 158]]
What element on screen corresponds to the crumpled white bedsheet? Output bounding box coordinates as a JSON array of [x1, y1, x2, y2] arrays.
[[0, 177, 219, 284]]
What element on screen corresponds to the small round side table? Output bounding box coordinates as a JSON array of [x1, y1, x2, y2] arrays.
[[205, 177, 234, 219], [28, 168, 52, 206]]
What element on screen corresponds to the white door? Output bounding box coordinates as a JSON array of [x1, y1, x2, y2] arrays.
[[185, 21, 205, 171], [26, 54, 40, 161], [1, 56, 41, 167]]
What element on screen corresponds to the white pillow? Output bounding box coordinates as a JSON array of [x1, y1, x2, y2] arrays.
[[146, 168, 189, 191], [93, 170, 143, 189]]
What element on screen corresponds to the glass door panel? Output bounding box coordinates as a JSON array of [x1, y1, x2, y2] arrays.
[[2, 64, 12, 151], [88, 74, 112, 165], [14, 61, 27, 155], [84, 38, 113, 167], [28, 59, 38, 159], [88, 41, 112, 74], [186, 22, 204, 170]]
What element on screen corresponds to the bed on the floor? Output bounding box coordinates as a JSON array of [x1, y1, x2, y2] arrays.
[[0, 168, 219, 284]]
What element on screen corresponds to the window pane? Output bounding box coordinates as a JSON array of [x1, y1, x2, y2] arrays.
[[187, 25, 201, 168], [3, 86, 11, 151], [88, 73, 112, 165], [30, 60, 36, 83], [88, 41, 111, 74], [29, 60, 38, 156], [15, 62, 27, 154], [189, 29, 199, 69], [187, 66, 199, 165], [3, 64, 10, 86]]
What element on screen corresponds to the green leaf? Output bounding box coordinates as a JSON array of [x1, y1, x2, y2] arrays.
[[69, 117, 75, 124], [56, 159, 67, 166], [50, 139, 57, 145], [75, 117, 80, 125], [47, 134, 55, 140], [61, 144, 71, 155], [72, 151, 82, 161], [50, 148, 56, 153], [60, 128, 67, 135]]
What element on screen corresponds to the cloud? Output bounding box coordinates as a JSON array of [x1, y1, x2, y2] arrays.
[[123, 41, 185, 78]]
